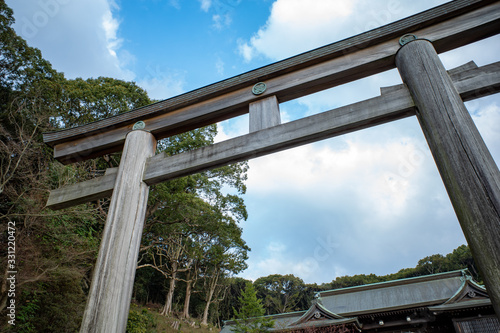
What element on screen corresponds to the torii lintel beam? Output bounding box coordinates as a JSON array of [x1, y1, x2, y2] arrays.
[[46, 60, 500, 210], [43, 0, 500, 164]]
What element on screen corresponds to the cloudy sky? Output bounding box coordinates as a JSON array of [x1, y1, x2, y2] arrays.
[[7, 0, 500, 284]]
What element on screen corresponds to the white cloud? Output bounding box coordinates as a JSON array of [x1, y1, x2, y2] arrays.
[[240, 240, 346, 282], [245, 129, 432, 220], [440, 36, 500, 69], [238, 39, 255, 63], [169, 0, 181, 10], [238, 0, 450, 62], [215, 114, 249, 142], [136, 75, 185, 101], [7, 0, 195, 100], [200, 0, 212, 12], [267, 241, 286, 253], [473, 103, 500, 143], [212, 13, 232, 30], [238, 0, 357, 61], [469, 101, 500, 163], [250, 124, 411, 180], [102, 7, 121, 58], [290, 70, 403, 122], [8, 0, 134, 80], [215, 57, 225, 76]]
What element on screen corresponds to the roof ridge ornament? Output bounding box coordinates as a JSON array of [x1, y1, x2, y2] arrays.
[[313, 292, 322, 303]]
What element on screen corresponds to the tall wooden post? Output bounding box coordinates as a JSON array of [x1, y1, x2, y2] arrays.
[[80, 129, 157, 332], [395, 39, 500, 319]]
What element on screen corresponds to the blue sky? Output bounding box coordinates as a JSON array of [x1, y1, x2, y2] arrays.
[[8, 0, 500, 284]]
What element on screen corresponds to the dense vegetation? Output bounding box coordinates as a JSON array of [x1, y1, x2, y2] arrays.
[[0, 1, 480, 332]]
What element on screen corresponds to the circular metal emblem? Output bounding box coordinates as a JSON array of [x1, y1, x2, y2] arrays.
[[399, 34, 418, 46], [313, 311, 321, 319], [132, 121, 146, 130], [252, 82, 267, 95]]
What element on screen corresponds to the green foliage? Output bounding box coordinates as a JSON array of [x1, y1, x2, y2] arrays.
[[329, 273, 386, 290], [234, 283, 265, 318], [232, 283, 274, 333], [446, 245, 480, 281], [127, 305, 157, 333], [15, 291, 40, 333], [254, 274, 309, 315], [58, 76, 151, 128], [14, 274, 87, 333]]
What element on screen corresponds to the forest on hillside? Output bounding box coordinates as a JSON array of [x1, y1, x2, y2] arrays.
[[0, 1, 480, 332]]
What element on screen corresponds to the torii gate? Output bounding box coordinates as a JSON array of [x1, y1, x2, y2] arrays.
[[43, 0, 500, 331]]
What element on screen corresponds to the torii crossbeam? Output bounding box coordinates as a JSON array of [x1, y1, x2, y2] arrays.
[[43, 0, 500, 331]]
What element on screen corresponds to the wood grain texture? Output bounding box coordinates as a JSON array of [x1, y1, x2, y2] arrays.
[[46, 168, 117, 210], [396, 39, 500, 320], [249, 95, 281, 132], [45, 1, 500, 164], [45, 60, 500, 210], [79, 130, 156, 333]]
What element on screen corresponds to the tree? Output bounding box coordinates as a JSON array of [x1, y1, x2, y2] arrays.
[[58, 77, 150, 127], [181, 259, 200, 319], [330, 273, 384, 290], [200, 218, 249, 325], [254, 274, 309, 315], [233, 282, 274, 333], [446, 245, 480, 281], [416, 254, 447, 275], [217, 277, 252, 323]]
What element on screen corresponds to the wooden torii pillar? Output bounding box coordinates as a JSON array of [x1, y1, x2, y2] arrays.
[[79, 130, 156, 332], [396, 37, 500, 318], [43, 1, 500, 330]]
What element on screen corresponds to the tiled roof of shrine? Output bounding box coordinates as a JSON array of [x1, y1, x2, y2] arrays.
[[220, 270, 492, 333]]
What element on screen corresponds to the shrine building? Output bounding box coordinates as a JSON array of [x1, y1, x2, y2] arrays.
[[221, 270, 499, 333]]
